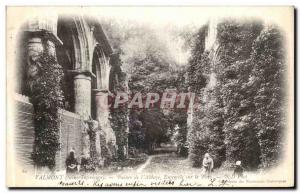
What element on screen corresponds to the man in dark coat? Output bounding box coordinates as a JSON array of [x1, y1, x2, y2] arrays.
[[66, 150, 78, 173]]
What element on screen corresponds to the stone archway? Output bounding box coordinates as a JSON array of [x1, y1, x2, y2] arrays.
[[91, 45, 117, 160], [56, 16, 91, 118], [56, 16, 92, 159], [57, 18, 77, 112], [91, 45, 111, 120]]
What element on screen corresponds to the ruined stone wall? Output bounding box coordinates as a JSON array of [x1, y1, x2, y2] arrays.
[[13, 95, 85, 171], [55, 109, 84, 171], [13, 94, 35, 170], [13, 15, 127, 170]]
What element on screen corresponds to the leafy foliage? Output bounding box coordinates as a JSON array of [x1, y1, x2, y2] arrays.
[[251, 27, 285, 168], [110, 107, 128, 160], [215, 21, 264, 169], [128, 111, 145, 150], [187, 25, 209, 93], [29, 52, 64, 169], [102, 19, 191, 153], [171, 111, 189, 157], [110, 58, 129, 161], [103, 18, 286, 170], [188, 87, 226, 168], [188, 20, 285, 170]]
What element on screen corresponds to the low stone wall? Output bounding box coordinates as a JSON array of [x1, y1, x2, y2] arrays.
[[13, 94, 35, 169], [13, 93, 119, 171], [13, 93, 85, 171], [56, 109, 84, 171]]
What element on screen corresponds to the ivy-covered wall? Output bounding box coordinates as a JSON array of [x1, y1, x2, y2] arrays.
[[187, 19, 286, 170], [28, 52, 64, 169]]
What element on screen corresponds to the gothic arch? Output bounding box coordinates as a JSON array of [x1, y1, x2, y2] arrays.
[[91, 44, 111, 91], [56, 16, 90, 71], [56, 16, 90, 112], [73, 17, 90, 70], [90, 44, 112, 120]]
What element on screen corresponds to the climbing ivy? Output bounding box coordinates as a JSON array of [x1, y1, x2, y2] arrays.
[[187, 24, 209, 93], [110, 107, 128, 160], [109, 61, 129, 160], [29, 52, 64, 169]]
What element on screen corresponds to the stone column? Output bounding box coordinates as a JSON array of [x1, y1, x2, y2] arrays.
[[74, 73, 92, 159], [95, 130, 102, 159], [26, 31, 62, 92], [26, 37, 44, 90], [27, 37, 44, 59], [82, 126, 91, 158], [93, 90, 115, 144], [74, 74, 91, 119], [25, 29, 66, 169], [25, 15, 60, 81]]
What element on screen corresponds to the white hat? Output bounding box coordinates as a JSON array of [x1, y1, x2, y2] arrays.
[[236, 161, 241, 166], [70, 148, 75, 154]]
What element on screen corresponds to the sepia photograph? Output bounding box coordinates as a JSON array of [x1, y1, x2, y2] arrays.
[[6, 6, 294, 188]]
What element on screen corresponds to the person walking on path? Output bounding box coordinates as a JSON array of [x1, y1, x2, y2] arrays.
[[233, 160, 244, 178], [202, 153, 214, 178]]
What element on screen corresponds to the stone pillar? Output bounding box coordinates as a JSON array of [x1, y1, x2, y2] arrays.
[[74, 74, 91, 119], [93, 90, 116, 144], [74, 73, 92, 159], [26, 32, 61, 92], [26, 37, 44, 91], [82, 127, 91, 158], [25, 15, 60, 79], [27, 37, 44, 59], [95, 130, 102, 158], [86, 120, 101, 161]]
